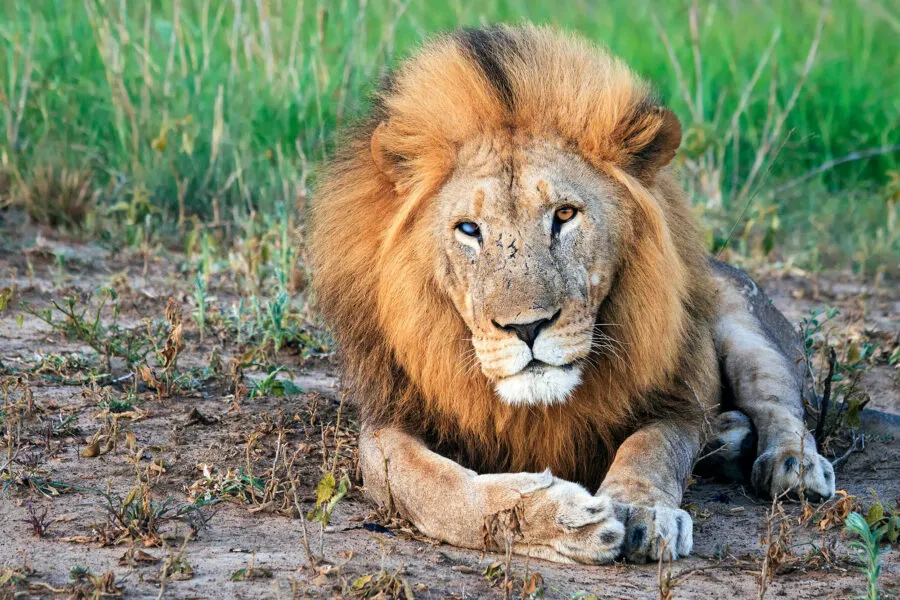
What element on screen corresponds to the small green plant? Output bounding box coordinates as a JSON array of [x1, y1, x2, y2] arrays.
[[308, 471, 351, 527], [248, 367, 303, 398], [844, 511, 889, 600], [51, 251, 68, 288], [188, 465, 262, 504], [24, 351, 101, 384], [21, 290, 165, 372], [801, 306, 876, 451], [192, 271, 210, 342], [98, 391, 135, 414], [261, 288, 293, 351], [227, 264, 330, 360], [93, 484, 209, 547], [68, 564, 91, 581], [230, 553, 272, 581], [252, 266, 311, 354], [862, 494, 900, 545], [0, 285, 13, 313], [800, 306, 840, 360], [292, 395, 352, 566], [68, 564, 124, 598]]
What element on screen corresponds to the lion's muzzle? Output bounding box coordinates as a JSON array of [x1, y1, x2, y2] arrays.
[[473, 308, 590, 406]]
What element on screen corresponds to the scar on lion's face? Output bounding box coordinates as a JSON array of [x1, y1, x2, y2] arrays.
[[434, 139, 626, 406]]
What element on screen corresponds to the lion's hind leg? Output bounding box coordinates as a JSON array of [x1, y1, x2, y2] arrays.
[[695, 410, 757, 483], [706, 261, 835, 502]]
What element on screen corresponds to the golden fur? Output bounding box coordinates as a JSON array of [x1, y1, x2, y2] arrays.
[[310, 25, 719, 491]]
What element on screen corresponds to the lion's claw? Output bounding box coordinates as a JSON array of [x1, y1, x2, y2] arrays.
[[615, 503, 693, 563], [751, 443, 834, 502], [516, 476, 625, 564]]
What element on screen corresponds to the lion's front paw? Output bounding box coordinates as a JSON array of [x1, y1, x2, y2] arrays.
[[615, 503, 693, 563], [522, 478, 625, 565], [751, 443, 835, 502]]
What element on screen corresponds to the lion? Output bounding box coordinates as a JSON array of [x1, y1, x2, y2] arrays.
[[309, 25, 835, 564]]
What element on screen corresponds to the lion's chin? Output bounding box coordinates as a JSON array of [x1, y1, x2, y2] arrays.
[[494, 364, 582, 406]]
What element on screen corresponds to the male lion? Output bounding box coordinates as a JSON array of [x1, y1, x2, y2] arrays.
[[309, 25, 835, 564]]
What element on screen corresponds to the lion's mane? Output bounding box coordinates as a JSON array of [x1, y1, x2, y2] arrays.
[[310, 26, 717, 490]]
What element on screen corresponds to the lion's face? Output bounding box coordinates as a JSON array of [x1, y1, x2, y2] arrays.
[[435, 139, 627, 406]]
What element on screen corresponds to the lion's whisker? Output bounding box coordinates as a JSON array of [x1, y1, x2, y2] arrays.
[[588, 329, 635, 376], [455, 361, 476, 376], [592, 330, 627, 353], [454, 349, 482, 378]]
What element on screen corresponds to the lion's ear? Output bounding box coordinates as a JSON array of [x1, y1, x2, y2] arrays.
[[370, 120, 399, 182], [624, 107, 682, 178]]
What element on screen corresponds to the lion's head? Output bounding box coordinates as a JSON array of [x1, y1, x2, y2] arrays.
[[433, 139, 647, 405], [310, 25, 716, 485]]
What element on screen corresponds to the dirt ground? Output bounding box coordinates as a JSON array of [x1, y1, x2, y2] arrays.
[[1, 224, 898, 600]]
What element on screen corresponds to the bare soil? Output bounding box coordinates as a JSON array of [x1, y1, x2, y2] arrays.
[[1, 225, 898, 600]]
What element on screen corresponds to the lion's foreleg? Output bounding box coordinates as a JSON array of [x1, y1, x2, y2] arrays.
[[358, 424, 625, 564], [712, 273, 834, 501], [598, 420, 699, 562]]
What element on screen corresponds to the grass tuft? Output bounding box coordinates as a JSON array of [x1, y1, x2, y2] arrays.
[[14, 166, 95, 230]]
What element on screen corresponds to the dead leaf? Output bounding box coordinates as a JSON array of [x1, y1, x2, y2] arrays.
[[119, 548, 160, 566], [82, 440, 102, 458], [138, 365, 159, 388], [450, 565, 477, 574], [522, 572, 544, 596]]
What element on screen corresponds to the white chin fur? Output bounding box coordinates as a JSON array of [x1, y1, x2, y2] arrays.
[[495, 365, 582, 406]]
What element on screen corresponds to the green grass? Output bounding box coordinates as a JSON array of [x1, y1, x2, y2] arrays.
[[1, 0, 898, 271]]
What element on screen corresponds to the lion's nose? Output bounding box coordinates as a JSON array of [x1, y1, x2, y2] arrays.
[[492, 310, 561, 348]]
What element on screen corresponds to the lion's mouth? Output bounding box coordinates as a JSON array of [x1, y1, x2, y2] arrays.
[[495, 361, 583, 406], [522, 359, 575, 373]]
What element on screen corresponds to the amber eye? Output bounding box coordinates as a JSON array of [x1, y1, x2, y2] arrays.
[[555, 207, 577, 222], [552, 206, 578, 237]]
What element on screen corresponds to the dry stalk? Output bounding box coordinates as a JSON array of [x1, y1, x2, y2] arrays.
[[291, 480, 318, 568], [757, 493, 792, 600], [657, 538, 674, 600], [156, 532, 192, 600], [483, 502, 525, 600], [814, 348, 837, 450]]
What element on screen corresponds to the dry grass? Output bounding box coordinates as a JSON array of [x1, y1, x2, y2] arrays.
[[13, 166, 95, 230]]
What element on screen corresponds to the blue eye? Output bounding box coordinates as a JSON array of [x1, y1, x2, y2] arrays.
[[456, 222, 481, 238]]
